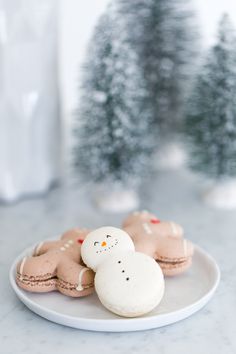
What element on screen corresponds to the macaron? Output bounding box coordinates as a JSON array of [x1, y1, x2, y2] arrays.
[[95, 251, 165, 317], [81, 226, 135, 271], [154, 237, 194, 276], [16, 229, 95, 297], [123, 212, 194, 276]]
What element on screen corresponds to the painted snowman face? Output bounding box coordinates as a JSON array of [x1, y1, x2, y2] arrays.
[[95, 251, 164, 317], [81, 227, 135, 271]]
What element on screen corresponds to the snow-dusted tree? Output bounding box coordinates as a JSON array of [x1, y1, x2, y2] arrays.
[[185, 14, 236, 208], [117, 0, 198, 138], [74, 4, 153, 210]]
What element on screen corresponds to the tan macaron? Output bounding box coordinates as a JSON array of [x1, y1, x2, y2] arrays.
[[16, 229, 95, 297], [123, 211, 194, 276]]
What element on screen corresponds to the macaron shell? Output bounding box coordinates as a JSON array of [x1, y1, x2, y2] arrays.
[[61, 228, 90, 242], [124, 221, 183, 241], [124, 225, 193, 262], [95, 251, 165, 317], [33, 240, 62, 256], [132, 237, 157, 259], [16, 253, 58, 293], [155, 238, 194, 261], [16, 252, 61, 279], [81, 227, 135, 271], [122, 211, 158, 228], [57, 258, 95, 297], [56, 258, 93, 284]]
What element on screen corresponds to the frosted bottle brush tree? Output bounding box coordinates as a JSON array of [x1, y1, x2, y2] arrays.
[[117, 0, 198, 169], [185, 14, 236, 209], [73, 6, 153, 212]]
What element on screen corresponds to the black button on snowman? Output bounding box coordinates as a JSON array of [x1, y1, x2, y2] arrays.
[[81, 226, 165, 317]]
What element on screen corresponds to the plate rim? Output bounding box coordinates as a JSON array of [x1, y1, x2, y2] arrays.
[[9, 243, 220, 332]]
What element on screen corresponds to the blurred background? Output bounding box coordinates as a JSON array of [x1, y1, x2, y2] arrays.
[[1, 0, 236, 211], [61, 0, 236, 145]]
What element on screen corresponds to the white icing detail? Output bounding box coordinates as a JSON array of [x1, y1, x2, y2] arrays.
[[65, 243, 70, 248], [76, 268, 90, 291], [142, 223, 152, 235], [19, 257, 27, 280], [68, 240, 74, 244], [60, 247, 66, 251], [183, 239, 187, 257], [35, 242, 44, 256]]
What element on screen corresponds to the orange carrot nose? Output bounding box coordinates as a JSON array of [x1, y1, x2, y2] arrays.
[[101, 241, 107, 247]]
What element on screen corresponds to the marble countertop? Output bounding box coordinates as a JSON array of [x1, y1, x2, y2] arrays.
[[0, 169, 235, 354]]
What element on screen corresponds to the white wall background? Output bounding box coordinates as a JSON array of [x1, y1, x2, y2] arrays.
[[59, 0, 236, 144]]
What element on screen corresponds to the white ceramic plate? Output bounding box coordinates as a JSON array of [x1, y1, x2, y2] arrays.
[[9, 243, 220, 332]]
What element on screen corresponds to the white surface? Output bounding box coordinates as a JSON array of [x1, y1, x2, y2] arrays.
[[9, 243, 219, 332], [81, 227, 135, 271]]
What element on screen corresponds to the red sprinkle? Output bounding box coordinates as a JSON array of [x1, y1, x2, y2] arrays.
[[77, 239, 84, 244], [150, 218, 161, 224]]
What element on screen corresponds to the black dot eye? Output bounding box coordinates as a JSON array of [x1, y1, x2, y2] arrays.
[[106, 235, 111, 238], [122, 270, 125, 273], [94, 241, 99, 246], [126, 277, 130, 281], [118, 261, 121, 264]]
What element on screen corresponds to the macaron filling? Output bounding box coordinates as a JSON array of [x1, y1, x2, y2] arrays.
[[57, 278, 94, 291], [157, 257, 192, 270], [16, 272, 94, 291]]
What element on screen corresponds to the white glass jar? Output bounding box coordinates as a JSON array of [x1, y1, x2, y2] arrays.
[[0, 0, 60, 201]]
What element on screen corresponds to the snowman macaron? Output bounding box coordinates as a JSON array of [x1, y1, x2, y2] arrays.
[[81, 226, 165, 317]]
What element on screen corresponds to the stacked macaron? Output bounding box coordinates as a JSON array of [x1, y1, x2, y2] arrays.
[[16, 229, 94, 297], [15, 211, 194, 318]]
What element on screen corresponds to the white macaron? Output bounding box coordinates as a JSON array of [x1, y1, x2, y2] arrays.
[[95, 251, 165, 317], [81, 226, 135, 271]]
